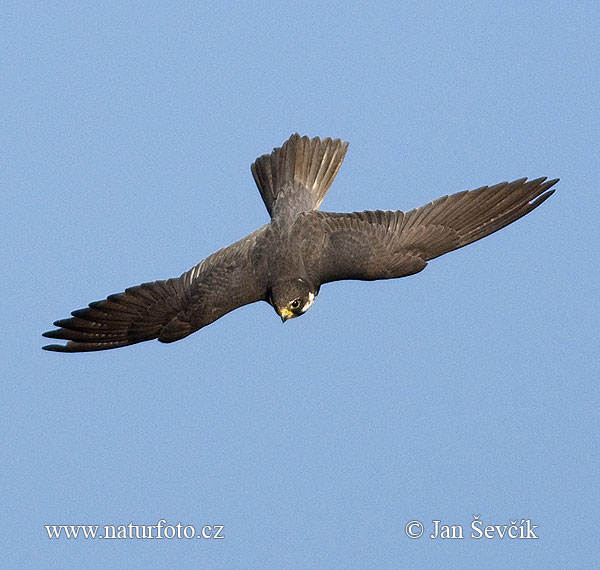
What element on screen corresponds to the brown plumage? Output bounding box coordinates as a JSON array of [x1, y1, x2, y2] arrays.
[[43, 133, 557, 352]]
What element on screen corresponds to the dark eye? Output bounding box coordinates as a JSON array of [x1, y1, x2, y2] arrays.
[[290, 298, 301, 310]]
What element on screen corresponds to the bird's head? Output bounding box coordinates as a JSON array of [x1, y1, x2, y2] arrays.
[[269, 278, 317, 322]]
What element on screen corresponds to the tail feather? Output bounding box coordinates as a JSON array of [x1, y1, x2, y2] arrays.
[[251, 133, 349, 217]]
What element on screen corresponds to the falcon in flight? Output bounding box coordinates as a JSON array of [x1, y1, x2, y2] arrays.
[[43, 134, 557, 352]]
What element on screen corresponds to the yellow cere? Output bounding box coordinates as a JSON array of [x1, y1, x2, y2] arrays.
[[279, 307, 295, 320]]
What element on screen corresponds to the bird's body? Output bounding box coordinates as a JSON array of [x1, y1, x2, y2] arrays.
[[43, 134, 557, 352]]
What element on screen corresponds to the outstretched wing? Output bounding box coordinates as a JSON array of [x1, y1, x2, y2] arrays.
[[43, 227, 269, 352], [302, 177, 557, 284]]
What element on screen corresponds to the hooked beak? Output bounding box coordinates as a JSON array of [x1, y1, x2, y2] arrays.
[[279, 308, 293, 322]]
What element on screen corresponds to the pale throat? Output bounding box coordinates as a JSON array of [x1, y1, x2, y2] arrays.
[[300, 292, 316, 313]]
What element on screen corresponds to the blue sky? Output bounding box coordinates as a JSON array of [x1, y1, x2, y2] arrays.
[[3, 1, 599, 568]]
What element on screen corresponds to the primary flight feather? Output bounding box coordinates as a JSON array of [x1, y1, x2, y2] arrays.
[[43, 134, 557, 352]]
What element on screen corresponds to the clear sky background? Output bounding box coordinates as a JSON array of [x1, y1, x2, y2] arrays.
[[3, 2, 599, 568]]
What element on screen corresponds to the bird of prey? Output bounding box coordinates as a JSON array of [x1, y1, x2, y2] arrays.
[[43, 133, 557, 352]]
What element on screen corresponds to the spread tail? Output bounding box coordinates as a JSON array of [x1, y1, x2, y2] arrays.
[[251, 133, 349, 218]]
